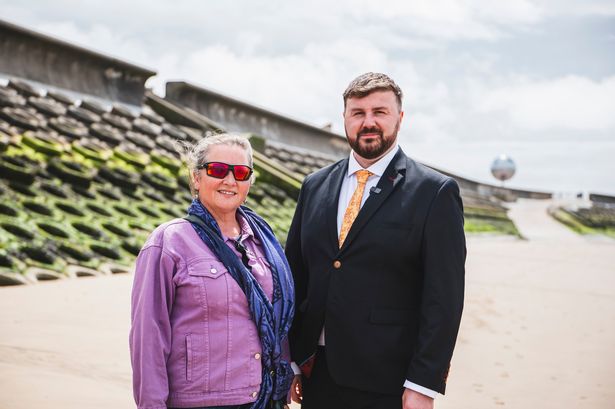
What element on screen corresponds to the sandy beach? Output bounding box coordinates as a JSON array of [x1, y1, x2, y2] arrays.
[[1, 199, 614, 409]]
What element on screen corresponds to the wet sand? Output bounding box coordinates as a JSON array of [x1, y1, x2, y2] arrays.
[[1, 200, 614, 408]]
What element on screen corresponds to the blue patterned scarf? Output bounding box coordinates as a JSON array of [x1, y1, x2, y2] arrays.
[[186, 199, 294, 408]]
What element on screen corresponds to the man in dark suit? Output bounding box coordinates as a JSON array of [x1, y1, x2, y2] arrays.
[[285, 73, 466, 409]]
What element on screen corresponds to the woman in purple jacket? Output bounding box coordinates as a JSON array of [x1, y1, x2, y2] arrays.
[[130, 133, 294, 409]]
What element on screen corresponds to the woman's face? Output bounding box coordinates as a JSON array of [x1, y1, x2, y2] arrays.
[[193, 144, 252, 217]]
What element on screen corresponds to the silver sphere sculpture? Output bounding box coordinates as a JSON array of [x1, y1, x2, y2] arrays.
[[491, 154, 516, 183]]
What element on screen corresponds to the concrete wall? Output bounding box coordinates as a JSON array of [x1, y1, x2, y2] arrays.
[[590, 193, 615, 205], [0, 19, 155, 106], [165, 82, 552, 202], [434, 167, 552, 201], [165, 81, 349, 158]]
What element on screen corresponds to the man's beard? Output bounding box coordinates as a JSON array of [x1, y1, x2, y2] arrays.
[[345, 122, 399, 160]]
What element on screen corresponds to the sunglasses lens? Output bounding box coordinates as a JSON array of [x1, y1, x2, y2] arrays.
[[206, 163, 229, 179], [233, 165, 252, 181]]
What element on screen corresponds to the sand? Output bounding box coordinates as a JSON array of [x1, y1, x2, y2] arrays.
[[1, 199, 614, 409]]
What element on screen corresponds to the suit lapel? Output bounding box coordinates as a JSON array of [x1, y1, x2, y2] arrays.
[[339, 149, 407, 252], [322, 159, 348, 251]]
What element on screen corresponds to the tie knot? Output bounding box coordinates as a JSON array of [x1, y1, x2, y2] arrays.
[[355, 169, 372, 184]]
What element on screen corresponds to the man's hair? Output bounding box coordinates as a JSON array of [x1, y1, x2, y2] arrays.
[[343, 72, 403, 110]]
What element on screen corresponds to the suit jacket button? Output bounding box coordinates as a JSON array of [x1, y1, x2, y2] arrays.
[[251, 391, 258, 398], [333, 260, 341, 269]]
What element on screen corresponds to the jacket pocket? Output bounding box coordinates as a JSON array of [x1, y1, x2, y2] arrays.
[[370, 308, 413, 325], [175, 333, 208, 392], [185, 333, 193, 382], [187, 257, 228, 279], [186, 258, 233, 318]]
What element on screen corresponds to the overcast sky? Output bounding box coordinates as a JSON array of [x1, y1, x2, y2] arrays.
[[3, 0, 615, 194]]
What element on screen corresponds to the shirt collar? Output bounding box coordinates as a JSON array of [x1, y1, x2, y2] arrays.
[[347, 143, 400, 178], [222, 212, 257, 244]]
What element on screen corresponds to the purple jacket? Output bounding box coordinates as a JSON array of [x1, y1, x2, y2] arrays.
[[130, 217, 287, 409]]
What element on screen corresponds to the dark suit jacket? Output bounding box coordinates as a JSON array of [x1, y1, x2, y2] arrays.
[[285, 148, 466, 395]]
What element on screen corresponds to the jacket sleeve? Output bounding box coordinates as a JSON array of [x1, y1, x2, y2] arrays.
[[129, 244, 176, 409], [285, 180, 308, 363], [406, 177, 466, 394]]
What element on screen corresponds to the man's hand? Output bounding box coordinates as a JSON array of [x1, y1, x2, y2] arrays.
[[402, 388, 434, 409], [290, 375, 302, 403]]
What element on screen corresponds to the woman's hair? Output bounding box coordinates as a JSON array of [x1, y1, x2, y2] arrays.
[[179, 133, 254, 195]]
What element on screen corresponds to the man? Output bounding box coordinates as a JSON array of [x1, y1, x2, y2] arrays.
[[285, 72, 466, 409]]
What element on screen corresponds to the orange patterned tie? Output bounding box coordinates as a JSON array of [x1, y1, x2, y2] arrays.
[[339, 169, 373, 247]]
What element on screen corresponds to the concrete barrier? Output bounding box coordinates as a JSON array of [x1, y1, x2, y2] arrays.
[[0, 19, 155, 106], [165, 81, 349, 157]]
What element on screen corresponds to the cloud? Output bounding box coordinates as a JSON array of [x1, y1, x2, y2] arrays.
[[476, 75, 615, 131], [1, 0, 614, 193], [34, 21, 155, 71], [6, 3, 613, 141], [2, 0, 547, 51], [537, 0, 615, 17], [336, 0, 543, 40], [154, 39, 399, 131]]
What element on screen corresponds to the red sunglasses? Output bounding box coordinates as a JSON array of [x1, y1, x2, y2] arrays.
[[198, 162, 253, 181]]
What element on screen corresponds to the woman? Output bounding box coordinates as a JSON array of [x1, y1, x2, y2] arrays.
[[130, 133, 294, 409]]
